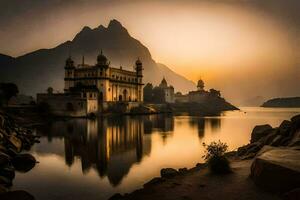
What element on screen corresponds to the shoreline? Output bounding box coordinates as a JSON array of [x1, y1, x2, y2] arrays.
[[109, 157, 280, 200]]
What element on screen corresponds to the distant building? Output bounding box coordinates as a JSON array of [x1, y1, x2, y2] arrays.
[[174, 79, 212, 103], [158, 78, 175, 103], [37, 51, 144, 116]]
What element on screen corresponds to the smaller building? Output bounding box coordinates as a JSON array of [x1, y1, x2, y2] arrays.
[[158, 78, 175, 103], [174, 79, 211, 103]]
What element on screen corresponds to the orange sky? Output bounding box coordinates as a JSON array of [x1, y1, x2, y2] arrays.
[[1, 0, 299, 104]]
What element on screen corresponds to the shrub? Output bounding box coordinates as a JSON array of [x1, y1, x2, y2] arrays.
[[203, 140, 231, 174]]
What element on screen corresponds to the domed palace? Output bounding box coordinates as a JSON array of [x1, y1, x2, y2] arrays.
[[37, 51, 144, 116]]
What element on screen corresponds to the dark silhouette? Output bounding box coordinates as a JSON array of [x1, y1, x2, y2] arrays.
[[0, 82, 19, 106]]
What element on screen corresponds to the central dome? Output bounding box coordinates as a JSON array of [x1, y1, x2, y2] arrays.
[[97, 50, 107, 63]]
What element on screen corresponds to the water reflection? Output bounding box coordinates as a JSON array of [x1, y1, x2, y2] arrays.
[[13, 108, 300, 200], [35, 115, 175, 186], [188, 117, 221, 138]]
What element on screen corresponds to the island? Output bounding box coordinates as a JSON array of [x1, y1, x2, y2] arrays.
[[261, 97, 300, 108]]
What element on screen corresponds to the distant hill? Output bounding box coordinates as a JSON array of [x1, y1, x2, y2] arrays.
[[0, 19, 195, 95], [261, 97, 300, 108]]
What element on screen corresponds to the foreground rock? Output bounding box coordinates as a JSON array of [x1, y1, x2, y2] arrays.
[[237, 114, 300, 159], [0, 110, 38, 197], [251, 146, 300, 194]]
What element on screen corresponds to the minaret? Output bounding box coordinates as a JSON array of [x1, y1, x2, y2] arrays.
[[82, 55, 85, 66], [135, 58, 143, 101], [64, 56, 75, 92]]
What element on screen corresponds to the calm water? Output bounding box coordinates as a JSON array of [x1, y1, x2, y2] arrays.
[[13, 107, 300, 200]]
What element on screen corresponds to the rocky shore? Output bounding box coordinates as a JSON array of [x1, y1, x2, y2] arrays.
[[0, 110, 39, 200], [109, 114, 300, 200]]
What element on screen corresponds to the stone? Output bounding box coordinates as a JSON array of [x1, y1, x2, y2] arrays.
[[245, 142, 263, 155], [288, 130, 300, 147], [260, 131, 278, 145], [0, 175, 12, 186], [0, 153, 10, 168], [0, 166, 15, 180], [178, 167, 188, 174], [251, 146, 300, 194], [8, 134, 22, 152], [0, 185, 8, 194], [160, 168, 179, 178], [143, 177, 166, 188], [283, 188, 300, 200], [279, 120, 292, 136], [12, 154, 36, 172], [270, 135, 284, 146], [250, 124, 273, 143], [0, 190, 35, 200], [291, 114, 300, 130]]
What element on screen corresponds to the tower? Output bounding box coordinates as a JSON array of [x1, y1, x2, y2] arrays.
[[135, 58, 143, 101], [64, 56, 75, 92], [197, 79, 205, 92]]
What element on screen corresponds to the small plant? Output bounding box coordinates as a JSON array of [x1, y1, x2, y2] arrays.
[[203, 140, 231, 174]]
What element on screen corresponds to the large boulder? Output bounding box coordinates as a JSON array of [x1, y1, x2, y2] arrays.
[[251, 124, 273, 143], [251, 146, 300, 194], [12, 154, 36, 172], [279, 120, 292, 136]]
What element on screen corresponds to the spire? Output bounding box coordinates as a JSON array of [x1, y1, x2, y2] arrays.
[[82, 55, 85, 65]]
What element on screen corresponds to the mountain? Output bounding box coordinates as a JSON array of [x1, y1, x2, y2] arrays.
[[0, 19, 195, 95], [261, 97, 300, 108]]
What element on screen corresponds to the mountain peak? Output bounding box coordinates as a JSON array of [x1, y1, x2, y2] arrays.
[[107, 19, 128, 34], [108, 19, 123, 28]]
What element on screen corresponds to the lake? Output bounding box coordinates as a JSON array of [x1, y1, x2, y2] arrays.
[[12, 107, 300, 200]]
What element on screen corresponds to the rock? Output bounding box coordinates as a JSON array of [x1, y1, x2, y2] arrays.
[[291, 114, 300, 130], [0, 190, 35, 200], [8, 134, 22, 152], [270, 135, 284, 146], [240, 152, 256, 160], [245, 142, 263, 155], [0, 153, 10, 168], [251, 146, 300, 194], [279, 120, 292, 136], [0, 175, 12, 186], [283, 188, 300, 200], [250, 124, 273, 143], [178, 167, 188, 174], [288, 130, 300, 147], [108, 193, 124, 200], [0, 185, 8, 194], [0, 166, 15, 180], [12, 154, 36, 172], [260, 131, 278, 145], [144, 177, 166, 188], [160, 168, 179, 178]]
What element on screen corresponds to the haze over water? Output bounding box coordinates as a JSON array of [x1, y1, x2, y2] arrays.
[[12, 107, 300, 200]]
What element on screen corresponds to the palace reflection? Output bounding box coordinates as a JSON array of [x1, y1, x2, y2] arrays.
[[188, 117, 221, 138], [35, 114, 174, 186]]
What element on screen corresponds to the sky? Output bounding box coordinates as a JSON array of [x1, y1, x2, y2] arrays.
[[0, 0, 299, 104]]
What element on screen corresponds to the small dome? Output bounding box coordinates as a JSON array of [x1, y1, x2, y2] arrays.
[[136, 58, 142, 66], [197, 79, 205, 91], [197, 79, 204, 87], [97, 50, 108, 63]]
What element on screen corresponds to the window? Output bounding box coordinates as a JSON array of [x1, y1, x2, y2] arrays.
[[89, 93, 92, 98]]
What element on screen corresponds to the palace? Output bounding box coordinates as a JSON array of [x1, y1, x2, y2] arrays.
[[37, 51, 144, 116]]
